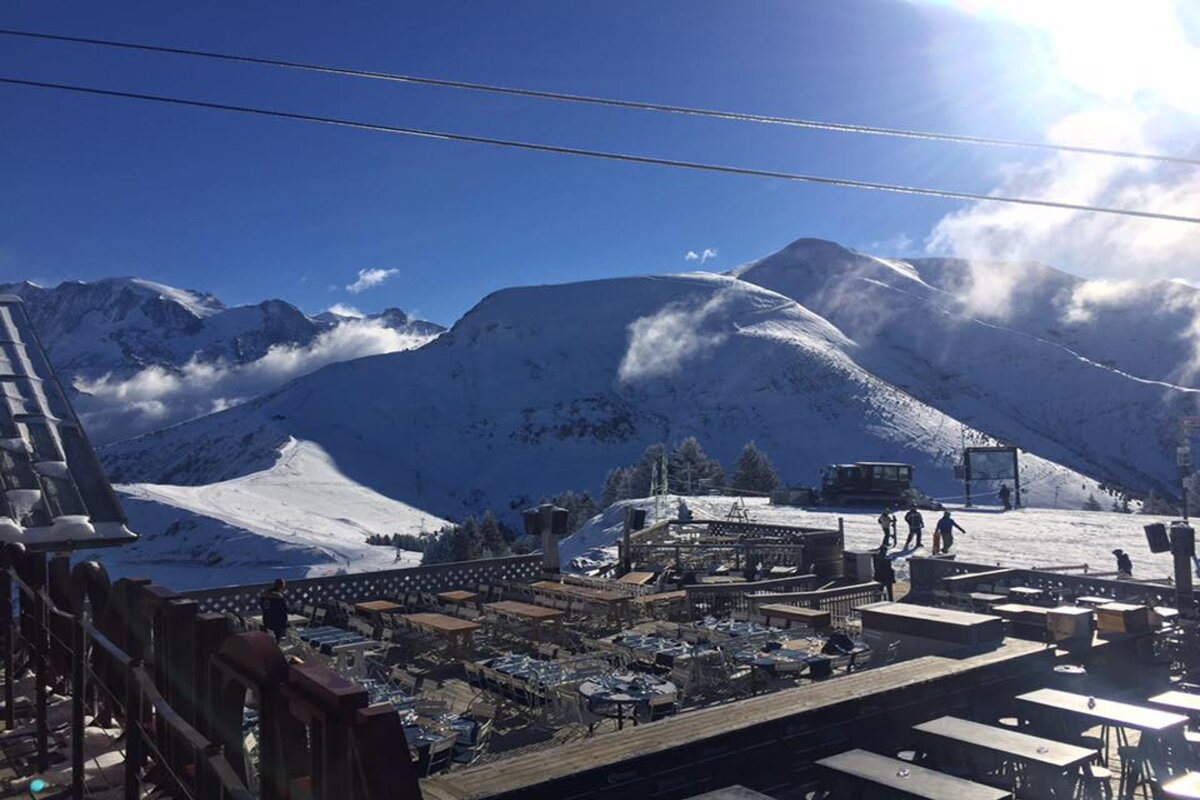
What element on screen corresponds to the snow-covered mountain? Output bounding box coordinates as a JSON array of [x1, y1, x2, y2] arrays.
[[99, 268, 1108, 528], [732, 239, 1199, 496], [0, 278, 445, 443]]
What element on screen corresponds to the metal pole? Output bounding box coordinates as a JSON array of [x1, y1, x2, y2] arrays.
[[964, 456, 972, 508], [71, 621, 84, 800], [124, 661, 142, 800], [1012, 449, 1022, 509], [30, 554, 49, 773], [1, 568, 12, 731]]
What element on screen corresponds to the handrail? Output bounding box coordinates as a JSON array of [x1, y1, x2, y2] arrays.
[[3, 565, 253, 800]]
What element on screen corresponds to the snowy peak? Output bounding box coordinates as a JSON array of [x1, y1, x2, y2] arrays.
[[2, 275, 442, 444]]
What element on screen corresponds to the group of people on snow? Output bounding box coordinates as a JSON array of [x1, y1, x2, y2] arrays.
[[876, 504, 965, 556], [873, 504, 967, 601]]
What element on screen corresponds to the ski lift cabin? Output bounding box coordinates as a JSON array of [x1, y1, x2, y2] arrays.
[[821, 462, 915, 507]]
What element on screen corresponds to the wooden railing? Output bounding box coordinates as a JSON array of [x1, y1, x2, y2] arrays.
[[181, 554, 541, 615], [908, 555, 1190, 608], [1, 546, 423, 800], [747, 581, 886, 627], [685, 574, 820, 618]]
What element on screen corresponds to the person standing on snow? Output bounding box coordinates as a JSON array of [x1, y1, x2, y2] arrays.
[[878, 507, 897, 549], [933, 511, 966, 554], [903, 505, 925, 550], [999, 484, 1012, 512]]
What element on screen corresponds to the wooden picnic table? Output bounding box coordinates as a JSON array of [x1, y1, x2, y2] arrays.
[[1162, 771, 1200, 799], [618, 571, 656, 586], [1074, 596, 1115, 608], [355, 600, 403, 615], [816, 749, 1011, 799], [437, 590, 478, 605], [757, 604, 831, 630], [1149, 690, 1200, 720], [402, 612, 481, 655], [1017, 688, 1189, 736], [1007, 586, 1046, 602], [914, 715, 1093, 793], [530, 581, 631, 623], [633, 590, 686, 605], [486, 600, 565, 641]]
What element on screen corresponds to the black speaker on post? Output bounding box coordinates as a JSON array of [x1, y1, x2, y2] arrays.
[[626, 507, 647, 531], [1145, 522, 1170, 553], [523, 508, 542, 538], [551, 507, 570, 537], [1171, 522, 1196, 558]]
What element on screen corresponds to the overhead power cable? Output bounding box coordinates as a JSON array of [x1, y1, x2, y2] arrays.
[[2, 27, 1198, 168], [3, 76, 1199, 225]]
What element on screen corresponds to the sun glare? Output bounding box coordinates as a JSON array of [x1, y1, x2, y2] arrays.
[[935, 0, 1200, 112]]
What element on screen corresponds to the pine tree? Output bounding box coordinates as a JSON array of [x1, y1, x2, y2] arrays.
[[669, 436, 726, 495], [731, 442, 780, 494], [1082, 493, 1102, 512], [479, 510, 507, 557], [602, 467, 629, 506]]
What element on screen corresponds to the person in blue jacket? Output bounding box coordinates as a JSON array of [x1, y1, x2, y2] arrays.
[[933, 511, 966, 554]]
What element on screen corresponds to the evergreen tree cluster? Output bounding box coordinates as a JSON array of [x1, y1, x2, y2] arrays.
[[364, 532, 427, 551], [602, 437, 779, 506], [730, 441, 781, 494], [422, 510, 516, 565]]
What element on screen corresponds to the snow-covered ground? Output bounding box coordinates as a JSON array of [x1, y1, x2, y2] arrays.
[[562, 495, 1181, 582], [92, 438, 448, 590]]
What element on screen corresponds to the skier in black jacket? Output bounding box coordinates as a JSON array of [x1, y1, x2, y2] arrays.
[[903, 505, 925, 549]]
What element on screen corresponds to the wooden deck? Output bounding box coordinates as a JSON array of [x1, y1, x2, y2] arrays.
[[422, 638, 1052, 800]]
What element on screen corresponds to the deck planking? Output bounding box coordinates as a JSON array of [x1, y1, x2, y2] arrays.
[[423, 638, 1049, 800]]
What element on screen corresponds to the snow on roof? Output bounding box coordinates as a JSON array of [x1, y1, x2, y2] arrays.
[[0, 297, 136, 550]]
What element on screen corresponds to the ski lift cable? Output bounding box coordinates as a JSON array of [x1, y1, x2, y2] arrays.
[[4, 77, 1200, 225], [2, 28, 1198, 167]]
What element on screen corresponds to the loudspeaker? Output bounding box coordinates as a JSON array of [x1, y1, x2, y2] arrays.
[[625, 507, 647, 531], [1145, 523, 1170, 553], [523, 508, 542, 538], [1171, 522, 1196, 558], [551, 507, 570, 537]]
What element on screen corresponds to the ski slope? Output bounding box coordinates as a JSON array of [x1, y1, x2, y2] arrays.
[[98, 438, 448, 590]]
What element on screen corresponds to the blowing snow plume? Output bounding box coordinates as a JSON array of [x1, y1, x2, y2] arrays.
[[618, 289, 733, 382], [920, 1, 1200, 321], [77, 318, 436, 443]]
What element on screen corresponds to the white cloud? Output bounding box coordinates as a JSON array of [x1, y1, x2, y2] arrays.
[[618, 290, 732, 382], [919, 1, 1200, 320], [1060, 278, 1144, 323], [346, 268, 399, 294], [327, 303, 365, 318], [685, 248, 718, 264], [76, 318, 438, 442]]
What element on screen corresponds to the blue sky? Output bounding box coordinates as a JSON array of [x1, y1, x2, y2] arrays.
[[1, 1, 1194, 324]]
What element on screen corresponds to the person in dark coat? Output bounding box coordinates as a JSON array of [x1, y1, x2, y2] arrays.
[[1113, 549, 1133, 579], [999, 484, 1012, 511], [933, 511, 966, 554], [903, 505, 925, 549], [259, 578, 289, 641], [873, 545, 896, 601]]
